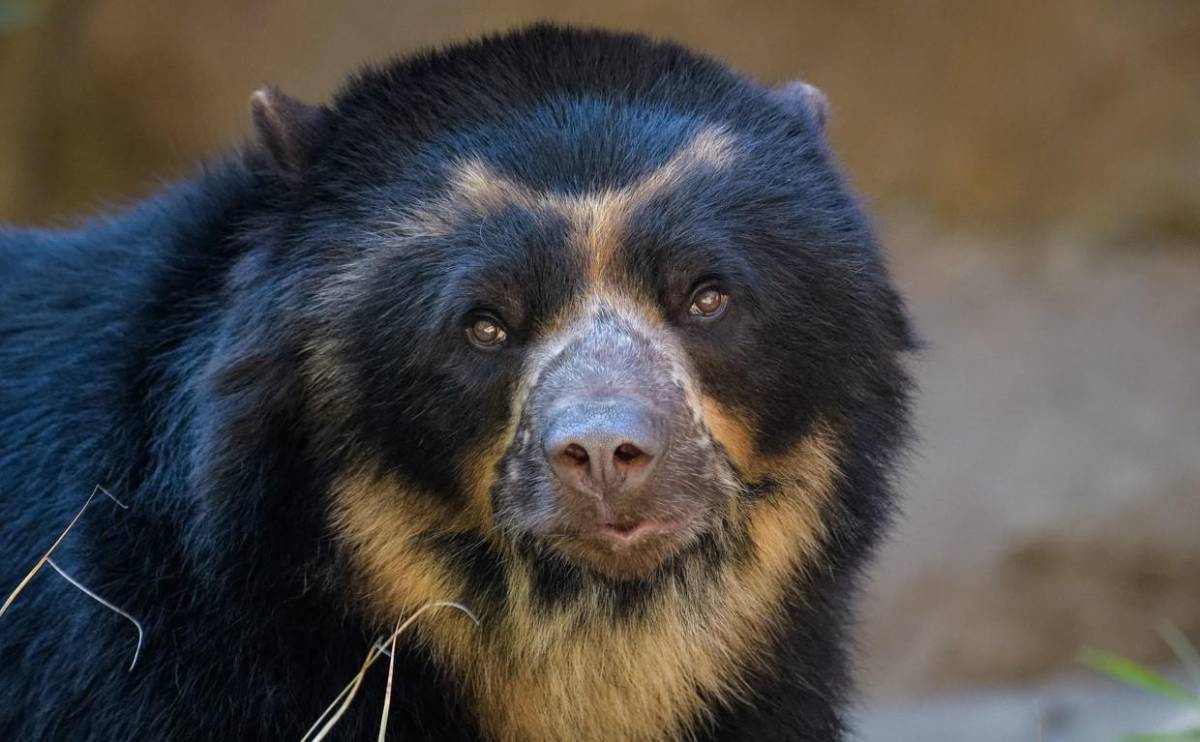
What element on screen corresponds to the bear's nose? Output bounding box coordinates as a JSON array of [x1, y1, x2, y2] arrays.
[[544, 398, 664, 498]]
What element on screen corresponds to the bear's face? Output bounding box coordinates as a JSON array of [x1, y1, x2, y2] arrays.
[[233, 33, 914, 740], [295, 99, 892, 592]]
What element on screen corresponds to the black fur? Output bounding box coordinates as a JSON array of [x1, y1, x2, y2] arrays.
[[0, 25, 914, 740]]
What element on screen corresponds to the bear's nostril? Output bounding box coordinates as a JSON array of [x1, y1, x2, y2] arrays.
[[560, 442, 590, 467], [613, 442, 645, 465]]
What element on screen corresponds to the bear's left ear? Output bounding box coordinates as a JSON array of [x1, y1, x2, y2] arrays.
[[249, 86, 327, 180], [769, 80, 829, 133]]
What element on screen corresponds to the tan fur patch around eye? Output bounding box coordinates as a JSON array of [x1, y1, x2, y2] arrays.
[[330, 472, 470, 615], [447, 158, 540, 215], [370, 157, 540, 244], [699, 398, 839, 581], [701, 395, 758, 474], [744, 422, 841, 580], [380, 125, 737, 288], [566, 125, 737, 286], [569, 191, 633, 285], [630, 126, 736, 197]]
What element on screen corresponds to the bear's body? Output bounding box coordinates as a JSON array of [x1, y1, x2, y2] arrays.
[[0, 26, 913, 741]]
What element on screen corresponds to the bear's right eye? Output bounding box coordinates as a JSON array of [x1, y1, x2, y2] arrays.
[[467, 313, 508, 350], [687, 283, 729, 321]]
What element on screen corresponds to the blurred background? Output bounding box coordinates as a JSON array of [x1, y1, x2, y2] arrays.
[[2, 1, 1197, 738]]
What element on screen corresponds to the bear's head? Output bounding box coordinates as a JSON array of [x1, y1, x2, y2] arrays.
[[213, 26, 914, 741]]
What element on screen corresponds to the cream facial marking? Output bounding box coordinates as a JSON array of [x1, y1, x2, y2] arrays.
[[380, 123, 736, 271], [312, 125, 737, 369]]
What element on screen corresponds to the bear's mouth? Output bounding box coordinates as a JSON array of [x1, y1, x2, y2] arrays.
[[541, 511, 711, 580]]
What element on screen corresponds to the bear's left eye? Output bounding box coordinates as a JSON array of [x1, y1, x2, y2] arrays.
[[688, 285, 729, 320], [467, 314, 508, 349]]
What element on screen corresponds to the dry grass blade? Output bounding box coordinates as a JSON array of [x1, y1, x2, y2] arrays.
[[0, 485, 125, 619], [45, 557, 144, 671], [300, 601, 479, 742], [300, 640, 379, 742], [377, 616, 402, 742]]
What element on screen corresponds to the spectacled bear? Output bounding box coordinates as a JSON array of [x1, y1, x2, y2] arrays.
[[0, 24, 914, 742]]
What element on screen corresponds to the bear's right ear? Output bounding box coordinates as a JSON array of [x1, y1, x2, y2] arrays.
[[249, 86, 326, 180]]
